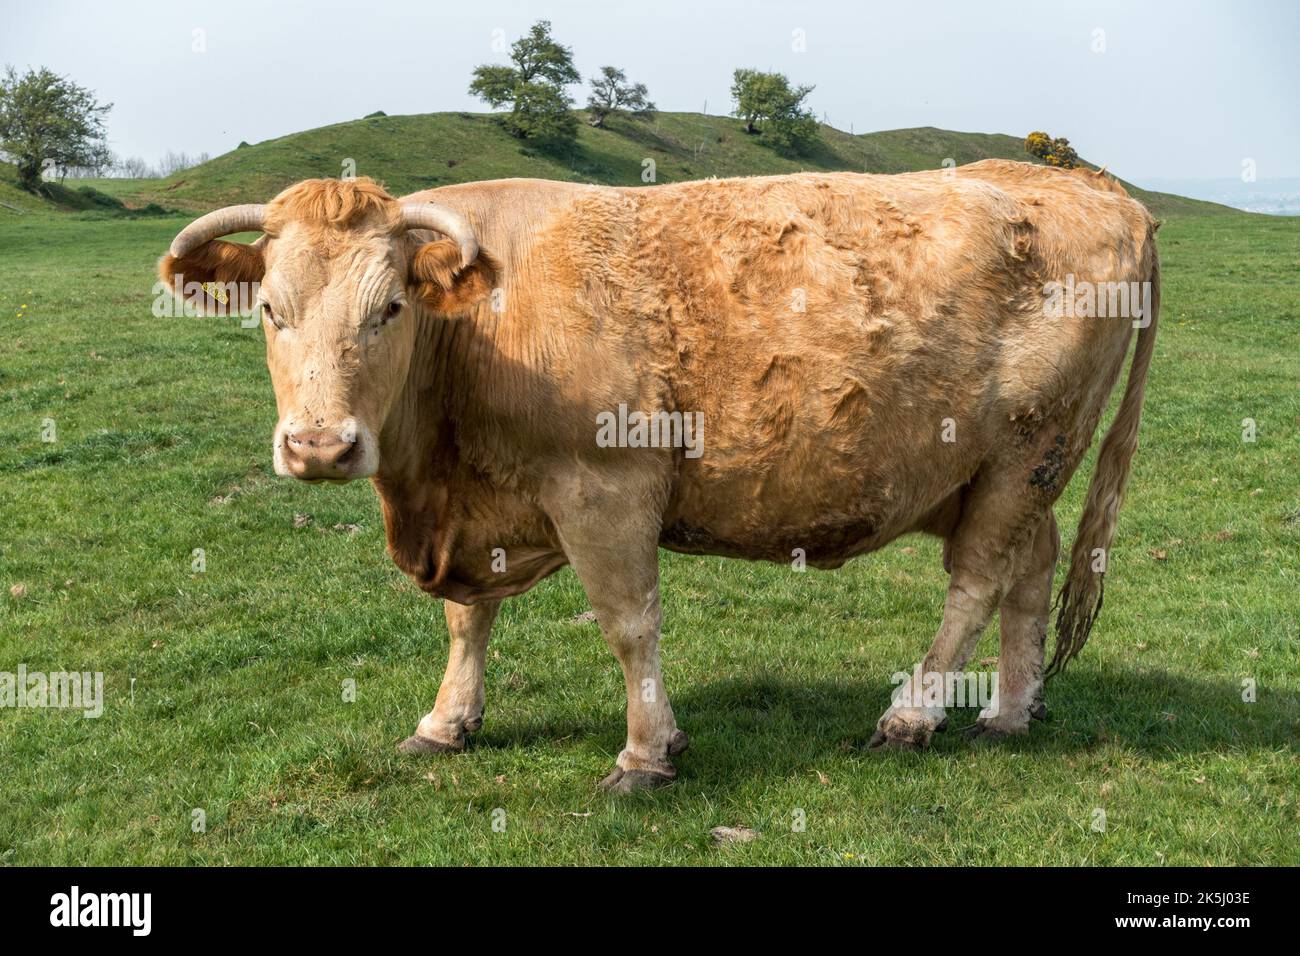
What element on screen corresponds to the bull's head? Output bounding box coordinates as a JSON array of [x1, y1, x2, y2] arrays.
[[159, 177, 492, 481]]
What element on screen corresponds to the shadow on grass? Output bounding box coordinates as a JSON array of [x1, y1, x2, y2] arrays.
[[472, 664, 1297, 787]]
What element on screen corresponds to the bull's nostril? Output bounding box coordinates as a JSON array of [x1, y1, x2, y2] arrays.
[[281, 427, 365, 479]]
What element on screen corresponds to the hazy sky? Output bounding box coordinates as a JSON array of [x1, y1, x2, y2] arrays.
[[2, 0, 1296, 181]]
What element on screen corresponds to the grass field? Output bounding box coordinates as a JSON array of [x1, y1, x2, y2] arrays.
[[0, 186, 1297, 864]]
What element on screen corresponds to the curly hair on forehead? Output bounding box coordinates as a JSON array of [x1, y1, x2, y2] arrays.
[[263, 176, 402, 235]]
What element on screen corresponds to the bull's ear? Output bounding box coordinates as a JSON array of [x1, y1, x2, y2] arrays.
[[409, 239, 496, 316], [157, 238, 265, 315]]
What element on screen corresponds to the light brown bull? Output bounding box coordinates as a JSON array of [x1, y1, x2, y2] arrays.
[[160, 161, 1159, 791]]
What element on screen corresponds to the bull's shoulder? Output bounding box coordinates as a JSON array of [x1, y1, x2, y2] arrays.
[[400, 178, 607, 204], [399, 179, 611, 243]]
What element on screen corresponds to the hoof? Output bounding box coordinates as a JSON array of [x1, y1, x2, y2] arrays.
[[868, 713, 935, 751], [965, 720, 1030, 743], [965, 723, 1007, 743], [599, 766, 675, 794], [934, 716, 950, 733], [1029, 701, 1048, 722], [396, 733, 462, 755], [667, 729, 690, 756]]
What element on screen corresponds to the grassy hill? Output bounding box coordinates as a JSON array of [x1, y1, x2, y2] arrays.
[[0, 160, 170, 217], [21, 110, 1233, 219]]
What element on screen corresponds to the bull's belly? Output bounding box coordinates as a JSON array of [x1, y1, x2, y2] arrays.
[[658, 514, 899, 568], [659, 454, 970, 568]]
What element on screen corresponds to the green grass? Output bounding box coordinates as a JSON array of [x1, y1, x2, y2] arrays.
[[0, 193, 1296, 865], [6, 111, 1231, 219]]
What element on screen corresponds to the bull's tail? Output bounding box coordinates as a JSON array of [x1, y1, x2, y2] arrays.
[[1046, 246, 1161, 677]]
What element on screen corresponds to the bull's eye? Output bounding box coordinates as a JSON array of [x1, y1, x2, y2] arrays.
[[365, 300, 404, 338], [261, 302, 284, 330]]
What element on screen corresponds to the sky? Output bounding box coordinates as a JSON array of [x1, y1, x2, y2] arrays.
[[1, 0, 1297, 182]]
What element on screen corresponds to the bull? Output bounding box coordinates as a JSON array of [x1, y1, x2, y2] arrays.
[[160, 161, 1160, 790]]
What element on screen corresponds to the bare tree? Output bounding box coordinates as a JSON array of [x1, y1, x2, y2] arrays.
[[116, 155, 153, 178], [60, 144, 116, 178], [586, 66, 655, 128]]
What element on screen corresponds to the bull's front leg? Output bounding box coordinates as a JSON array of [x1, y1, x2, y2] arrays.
[[553, 519, 688, 792], [588, 575, 689, 793], [397, 598, 499, 754]]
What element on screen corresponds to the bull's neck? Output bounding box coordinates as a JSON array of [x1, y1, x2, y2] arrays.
[[375, 312, 471, 492], [368, 312, 482, 589]]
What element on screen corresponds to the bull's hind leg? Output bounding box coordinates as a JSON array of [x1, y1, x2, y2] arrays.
[[870, 474, 1048, 750], [969, 511, 1059, 740], [398, 599, 499, 754]]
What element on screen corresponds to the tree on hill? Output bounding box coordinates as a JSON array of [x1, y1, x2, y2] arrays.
[[0, 65, 111, 191], [730, 68, 818, 155], [1024, 130, 1079, 169], [586, 66, 655, 128], [469, 20, 580, 144]]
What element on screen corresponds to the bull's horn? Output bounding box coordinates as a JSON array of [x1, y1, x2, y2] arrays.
[[168, 204, 267, 257], [401, 202, 479, 270]]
